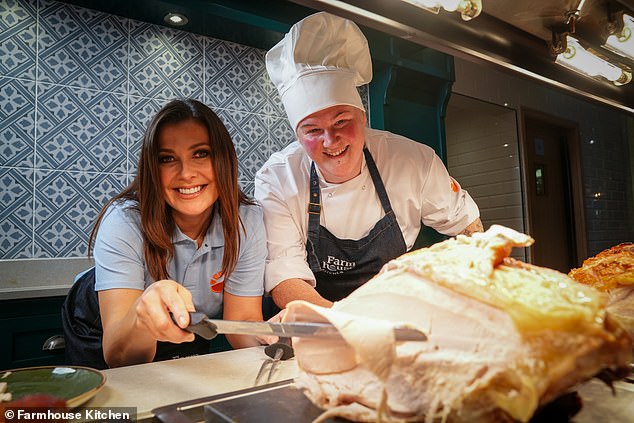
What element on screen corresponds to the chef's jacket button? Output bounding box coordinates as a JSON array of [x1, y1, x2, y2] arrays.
[[362, 185, 366, 190], [328, 193, 333, 198]]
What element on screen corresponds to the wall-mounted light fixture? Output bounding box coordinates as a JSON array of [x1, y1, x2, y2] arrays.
[[401, 0, 482, 21], [604, 12, 634, 62], [164, 12, 189, 27], [552, 34, 632, 85]]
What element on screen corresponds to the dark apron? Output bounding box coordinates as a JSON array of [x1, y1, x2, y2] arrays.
[[306, 148, 407, 301]]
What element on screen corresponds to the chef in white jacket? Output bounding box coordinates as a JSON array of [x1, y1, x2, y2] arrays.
[[255, 12, 483, 309]]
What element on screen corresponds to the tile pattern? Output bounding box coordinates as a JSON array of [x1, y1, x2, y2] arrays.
[[0, 167, 34, 259], [0, 0, 37, 79], [206, 39, 270, 113], [127, 96, 169, 174], [38, 0, 128, 91], [0, 0, 368, 260], [0, 77, 35, 167], [217, 108, 269, 183], [129, 21, 204, 99], [33, 170, 126, 257], [36, 83, 127, 173]]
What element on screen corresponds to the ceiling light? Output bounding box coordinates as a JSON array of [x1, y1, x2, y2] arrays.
[[164, 12, 188, 27], [604, 13, 634, 61], [401, 0, 482, 21], [554, 35, 631, 86]]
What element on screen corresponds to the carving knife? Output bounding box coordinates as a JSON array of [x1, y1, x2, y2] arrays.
[[178, 312, 427, 341]]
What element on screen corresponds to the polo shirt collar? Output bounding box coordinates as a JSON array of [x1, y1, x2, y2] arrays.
[[172, 206, 224, 248]]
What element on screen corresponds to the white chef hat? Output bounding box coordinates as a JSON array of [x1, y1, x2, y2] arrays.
[[266, 12, 372, 131]]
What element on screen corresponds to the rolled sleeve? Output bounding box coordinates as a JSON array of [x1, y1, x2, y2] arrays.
[[255, 165, 316, 294], [264, 255, 316, 293], [421, 155, 480, 236]]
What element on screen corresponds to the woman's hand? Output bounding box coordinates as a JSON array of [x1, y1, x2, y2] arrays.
[[133, 279, 196, 343], [99, 281, 196, 367]]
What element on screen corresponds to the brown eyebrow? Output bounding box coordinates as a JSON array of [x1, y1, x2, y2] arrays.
[[189, 142, 211, 149]]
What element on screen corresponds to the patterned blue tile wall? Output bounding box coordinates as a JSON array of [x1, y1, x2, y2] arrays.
[[0, 0, 290, 260]]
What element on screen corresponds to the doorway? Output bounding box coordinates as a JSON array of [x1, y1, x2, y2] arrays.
[[521, 111, 587, 272], [446, 94, 526, 262]]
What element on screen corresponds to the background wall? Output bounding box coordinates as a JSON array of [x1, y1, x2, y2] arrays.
[[450, 57, 634, 256], [1, 0, 633, 286], [445, 94, 526, 261], [1, 0, 297, 263], [0, 0, 371, 292]]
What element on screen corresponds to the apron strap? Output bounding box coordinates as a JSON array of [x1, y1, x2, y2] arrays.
[[307, 162, 322, 271], [363, 148, 396, 215]]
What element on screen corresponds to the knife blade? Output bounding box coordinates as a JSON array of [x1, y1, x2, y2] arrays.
[[179, 312, 427, 341]]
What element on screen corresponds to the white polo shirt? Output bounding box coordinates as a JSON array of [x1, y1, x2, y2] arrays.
[[93, 200, 266, 318], [254, 127, 479, 293]]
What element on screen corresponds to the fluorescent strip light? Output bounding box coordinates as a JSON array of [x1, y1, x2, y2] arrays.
[[604, 13, 634, 61], [402, 0, 482, 21], [555, 35, 631, 85]]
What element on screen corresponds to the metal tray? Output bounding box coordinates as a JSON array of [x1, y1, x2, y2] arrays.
[[151, 380, 324, 423], [152, 378, 634, 423]]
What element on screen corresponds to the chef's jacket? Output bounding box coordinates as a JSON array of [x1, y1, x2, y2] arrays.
[[254, 127, 480, 293]]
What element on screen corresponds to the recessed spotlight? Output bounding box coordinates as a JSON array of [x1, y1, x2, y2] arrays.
[[164, 12, 188, 26]]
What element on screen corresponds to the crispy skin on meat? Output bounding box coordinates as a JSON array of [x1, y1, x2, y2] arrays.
[[286, 226, 632, 423], [569, 243, 634, 341], [569, 243, 634, 291]]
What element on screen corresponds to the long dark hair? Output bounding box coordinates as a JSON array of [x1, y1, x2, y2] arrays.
[[89, 98, 254, 281]]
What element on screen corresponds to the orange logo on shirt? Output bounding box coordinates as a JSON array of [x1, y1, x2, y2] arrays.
[[209, 271, 225, 293], [450, 179, 459, 193]]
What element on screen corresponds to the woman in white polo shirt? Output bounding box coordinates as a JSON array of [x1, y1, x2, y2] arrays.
[[91, 99, 266, 367], [255, 13, 483, 309]]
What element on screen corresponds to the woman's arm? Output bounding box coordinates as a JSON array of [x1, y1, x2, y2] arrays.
[[222, 292, 263, 348], [99, 280, 196, 367]]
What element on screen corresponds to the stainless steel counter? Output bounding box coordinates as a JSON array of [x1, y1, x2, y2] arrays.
[[86, 347, 299, 421]]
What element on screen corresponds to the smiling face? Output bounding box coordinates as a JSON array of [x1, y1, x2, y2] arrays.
[[296, 105, 367, 184], [158, 119, 218, 232]]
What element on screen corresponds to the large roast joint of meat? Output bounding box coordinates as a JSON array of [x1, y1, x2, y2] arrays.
[[285, 225, 633, 423]]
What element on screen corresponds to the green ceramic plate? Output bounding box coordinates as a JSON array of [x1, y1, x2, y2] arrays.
[[1, 366, 106, 408]]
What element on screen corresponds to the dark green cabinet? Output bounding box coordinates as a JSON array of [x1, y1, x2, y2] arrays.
[[0, 297, 66, 370]]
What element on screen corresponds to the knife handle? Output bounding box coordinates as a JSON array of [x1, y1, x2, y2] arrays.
[[170, 311, 219, 340]]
